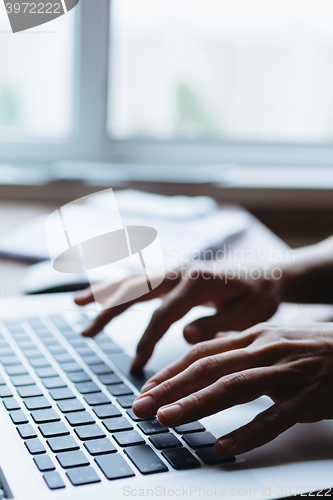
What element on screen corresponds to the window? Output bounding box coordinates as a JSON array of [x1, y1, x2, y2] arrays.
[[2, 0, 333, 167], [108, 0, 333, 144], [0, 2, 75, 140]]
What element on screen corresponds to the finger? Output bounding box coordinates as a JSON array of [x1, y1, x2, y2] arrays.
[[74, 287, 95, 305], [81, 302, 133, 337], [81, 273, 173, 338], [74, 275, 139, 306], [131, 279, 207, 371], [155, 367, 284, 427], [183, 311, 243, 344], [215, 399, 299, 456], [134, 348, 266, 418], [141, 331, 257, 392]]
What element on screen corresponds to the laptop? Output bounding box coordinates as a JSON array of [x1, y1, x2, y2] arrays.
[[1, 292, 333, 500]]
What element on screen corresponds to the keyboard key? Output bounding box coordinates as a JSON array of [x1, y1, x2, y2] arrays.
[[0, 386, 12, 398], [196, 447, 236, 465], [24, 396, 51, 411], [0, 375, 5, 385], [5, 365, 28, 376], [49, 388, 75, 401], [54, 353, 74, 364], [17, 424, 37, 439], [113, 430, 145, 447], [108, 384, 133, 397], [29, 358, 51, 369], [90, 364, 113, 376], [35, 367, 58, 378], [125, 445, 168, 475], [43, 471, 65, 490], [116, 395, 136, 408], [94, 334, 110, 344], [174, 422, 205, 434], [31, 409, 61, 424], [74, 346, 95, 357], [93, 405, 122, 419], [108, 354, 149, 391], [17, 385, 43, 398], [0, 348, 15, 357], [74, 424, 106, 441], [42, 338, 60, 347], [46, 344, 67, 355], [100, 344, 123, 355], [67, 371, 92, 383], [182, 431, 216, 449], [42, 377, 67, 389], [18, 341, 37, 351], [84, 438, 116, 456], [10, 409, 29, 425], [126, 409, 148, 422], [75, 382, 101, 394], [60, 362, 82, 373], [68, 339, 87, 348], [162, 448, 200, 470], [66, 466, 100, 486], [3, 397, 21, 411], [24, 349, 43, 360], [103, 417, 133, 433], [11, 375, 35, 387], [34, 455, 55, 471], [25, 438, 46, 455], [95, 454, 135, 480], [82, 355, 103, 366], [138, 420, 169, 435], [57, 400, 85, 413], [39, 422, 70, 438], [66, 412, 95, 426], [34, 455, 55, 472], [98, 373, 121, 385], [57, 450, 90, 469], [0, 356, 21, 366], [47, 436, 80, 453], [149, 434, 182, 450], [84, 393, 111, 406]]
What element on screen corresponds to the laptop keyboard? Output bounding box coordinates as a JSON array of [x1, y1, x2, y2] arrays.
[[0, 313, 235, 490]]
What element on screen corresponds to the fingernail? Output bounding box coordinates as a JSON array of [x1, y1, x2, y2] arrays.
[[217, 437, 236, 452], [132, 395, 154, 413], [158, 404, 182, 421], [141, 381, 157, 393]]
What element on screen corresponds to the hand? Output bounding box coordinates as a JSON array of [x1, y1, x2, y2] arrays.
[[75, 264, 282, 370], [132, 323, 333, 456]]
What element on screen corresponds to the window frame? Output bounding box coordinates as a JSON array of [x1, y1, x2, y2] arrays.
[[2, 0, 333, 168]]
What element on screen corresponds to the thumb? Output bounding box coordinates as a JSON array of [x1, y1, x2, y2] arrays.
[[183, 313, 227, 344]]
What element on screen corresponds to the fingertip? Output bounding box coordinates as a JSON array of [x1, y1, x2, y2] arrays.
[[215, 436, 237, 456], [183, 325, 202, 344]]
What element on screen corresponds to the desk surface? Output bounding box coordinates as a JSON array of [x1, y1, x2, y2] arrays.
[[0, 202, 50, 297], [0, 201, 287, 297]]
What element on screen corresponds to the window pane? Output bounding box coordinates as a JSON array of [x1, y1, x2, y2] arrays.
[[108, 0, 333, 143], [0, 4, 75, 139]]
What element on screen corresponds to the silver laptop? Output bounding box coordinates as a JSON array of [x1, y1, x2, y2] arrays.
[[1, 293, 333, 500]]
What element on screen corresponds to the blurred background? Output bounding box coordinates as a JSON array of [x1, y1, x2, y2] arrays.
[[0, 0, 333, 281]]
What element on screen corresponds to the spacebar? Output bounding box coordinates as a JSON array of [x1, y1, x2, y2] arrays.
[[108, 354, 150, 391]]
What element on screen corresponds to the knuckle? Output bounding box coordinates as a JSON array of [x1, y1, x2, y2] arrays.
[[191, 356, 219, 377], [186, 392, 202, 409], [187, 342, 211, 363], [160, 379, 175, 400], [223, 372, 248, 389]]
